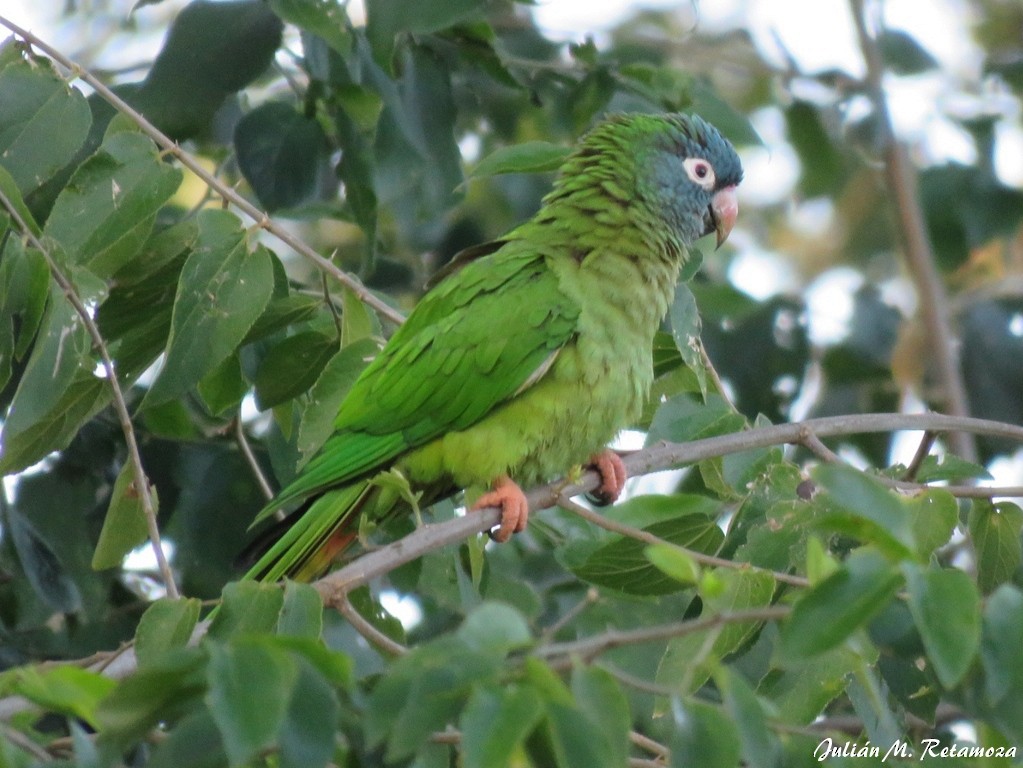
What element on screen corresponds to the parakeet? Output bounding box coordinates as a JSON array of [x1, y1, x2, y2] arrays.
[[246, 112, 742, 582]]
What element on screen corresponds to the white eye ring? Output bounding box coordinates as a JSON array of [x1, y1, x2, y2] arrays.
[[683, 157, 715, 190]]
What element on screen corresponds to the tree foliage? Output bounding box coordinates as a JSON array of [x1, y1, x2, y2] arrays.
[[1, 0, 1023, 765]]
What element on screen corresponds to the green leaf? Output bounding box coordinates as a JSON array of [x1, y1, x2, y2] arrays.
[[297, 337, 379, 458], [668, 281, 707, 398], [656, 569, 776, 695], [460, 685, 544, 768], [980, 585, 1023, 706], [470, 141, 571, 179], [129, 0, 284, 140], [43, 130, 182, 277], [278, 660, 340, 768], [758, 645, 859, 725], [644, 543, 701, 586], [277, 581, 323, 639], [646, 394, 746, 445], [146, 708, 227, 768], [0, 57, 91, 196], [969, 500, 1023, 594], [670, 699, 741, 768], [366, 638, 499, 761], [715, 668, 780, 768], [267, 0, 352, 54], [340, 284, 380, 346], [903, 563, 981, 688], [208, 581, 285, 639], [10, 665, 115, 726], [780, 548, 902, 660], [96, 648, 208, 743], [0, 372, 110, 474], [91, 461, 152, 570], [784, 100, 847, 197], [2, 280, 92, 441], [566, 498, 723, 595], [570, 667, 630, 768], [135, 598, 203, 668], [143, 210, 274, 408], [811, 464, 916, 559], [0, 163, 41, 239], [878, 29, 939, 74], [2, 502, 82, 613], [255, 331, 338, 409], [366, 0, 485, 65], [0, 232, 48, 392], [457, 602, 532, 656], [197, 353, 248, 416], [914, 453, 991, 483], [904, 488, 958, 559], [205, 639, 298, 765], [234, 102, 328, 211]]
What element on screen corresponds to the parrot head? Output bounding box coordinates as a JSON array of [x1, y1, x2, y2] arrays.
[[565, 112, 743, 249], [639, 112, 743, 248]]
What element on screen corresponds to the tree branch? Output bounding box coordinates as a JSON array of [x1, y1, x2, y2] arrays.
[[848, 0, 976, 461], [0, 16, 406, 328], [535, 605, 792, 667], [313, 411, 1023, 610], [0, 188, 179, 600]]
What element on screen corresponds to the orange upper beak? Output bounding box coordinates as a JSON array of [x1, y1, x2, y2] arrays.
[[711, 185, 739, 249]]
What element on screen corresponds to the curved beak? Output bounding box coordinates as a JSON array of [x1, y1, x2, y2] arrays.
[[709, 185, 738, 249]]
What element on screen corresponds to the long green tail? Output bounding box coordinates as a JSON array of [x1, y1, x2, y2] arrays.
[[243, 480, 373, 583]]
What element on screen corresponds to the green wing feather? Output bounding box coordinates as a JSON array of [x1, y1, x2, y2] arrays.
[[258, 242, 580, 517]]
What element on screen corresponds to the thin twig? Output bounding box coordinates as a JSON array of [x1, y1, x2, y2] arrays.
[[234, 418, 274, 502], [902, 430, 937, 481], [848, 0, 976, 461], [539, 586, 600, 644], [336, 592, 408, 656], [800, 426, 1022, 499], [0, 188, 179, 600], [535, 605, 791, 667], [0, 16, 405, 327], [558, 493, 810, 588], [630, 730, 671, 759]]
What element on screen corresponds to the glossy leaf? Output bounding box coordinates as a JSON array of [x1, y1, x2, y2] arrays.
[[811, 464, 915, 558], [460, 685, 544, 768], [205, 639, 298, 765], [235, 102, 329, 211], [91, 461, 152, 570], [969, 500, 1023, 594], [470, 141, 571, 178], [43, 130, 181, 277], [0, 57, 91, 196], [903, 563, 981, 688], [255, 331, 339, 409], [143, 210, 274, 408], [670, 699, 742, 768], [135, 598, 203, 668], [780, 548, 902, 659], [3, 502, 82, 613]]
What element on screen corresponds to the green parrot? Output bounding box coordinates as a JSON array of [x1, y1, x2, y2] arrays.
[[245, 112, 742, 582]]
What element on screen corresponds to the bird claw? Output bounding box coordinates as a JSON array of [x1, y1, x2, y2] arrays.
[[585, 450, 627, 507], [472, 475, 529, 543]]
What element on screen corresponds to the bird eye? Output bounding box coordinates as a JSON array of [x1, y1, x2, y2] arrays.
[[683, 158, 715, 189]]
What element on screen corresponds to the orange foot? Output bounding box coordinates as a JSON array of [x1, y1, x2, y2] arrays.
[[588, 449, 627, 506], [472, 475, 529, 543]]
